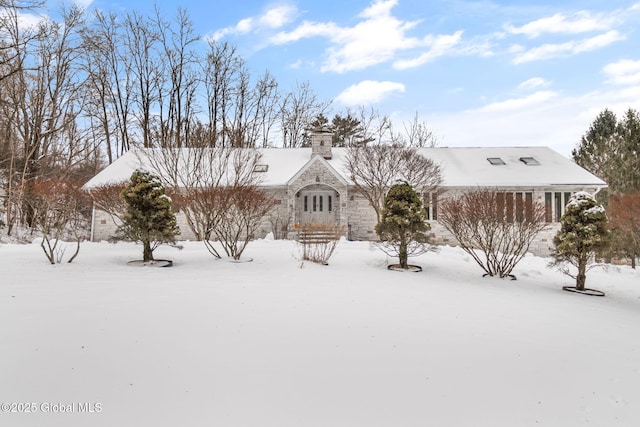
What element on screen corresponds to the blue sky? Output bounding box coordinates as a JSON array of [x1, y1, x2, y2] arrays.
[[63, 1, 640, 155]]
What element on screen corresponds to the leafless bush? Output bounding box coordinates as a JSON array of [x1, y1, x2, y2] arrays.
[[439, 189, 548, 278], [214, 185, 276, 260], [298, 222, 345, 265], [268, 211, 289, 240], [170, 185, 224, 257], [177, 184, 276, 260], [87, 182, 128, 225], [29, 178, 90, 264]]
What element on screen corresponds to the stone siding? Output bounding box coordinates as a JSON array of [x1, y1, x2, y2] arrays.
[[345, 191, 377, 241], [260, 188, 290, 239], [91, 208, 123, 242], [288, 157, 348, 233]]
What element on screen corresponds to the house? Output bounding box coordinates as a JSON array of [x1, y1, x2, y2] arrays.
[[84, 129, 606, 256]]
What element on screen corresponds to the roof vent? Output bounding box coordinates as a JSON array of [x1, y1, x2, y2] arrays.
[[519, 157, 540, 166], [487, 157, 505, 165]]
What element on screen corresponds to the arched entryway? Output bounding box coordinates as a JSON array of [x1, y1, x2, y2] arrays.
[[295, 184, 340, 226]]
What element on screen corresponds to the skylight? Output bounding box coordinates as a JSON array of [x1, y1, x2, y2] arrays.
[[487, 157, 506, 165], [253, 164, 268, 173], [519, 157, 540, 166]]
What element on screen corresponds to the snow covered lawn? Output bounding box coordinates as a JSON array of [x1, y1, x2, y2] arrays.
[[1, 239, 639, 426]]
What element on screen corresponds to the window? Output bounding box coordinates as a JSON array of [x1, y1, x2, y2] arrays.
[[487, 157, 506, 165], [545, 191, 574, 222], [313, 196, 317, 212], [519, 157, 540, 166], [424, 193, 438, 220], [496, 193, 505, 220], [554, 192, 562, 222], [544, 193, 552, 222], [505, 193, 514, 222], [253, 164, 268, 172], [496, 191, 533, 222], [304, 196, 308, 212], [319, 196, 323, 212], [328, 196, 332, 212], [515, 192, 524, 222]]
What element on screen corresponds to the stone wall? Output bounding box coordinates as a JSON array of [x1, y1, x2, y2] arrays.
[[260, 188, 289, 239], [345, 191, 377, 241], [91, 208, 122, 242]]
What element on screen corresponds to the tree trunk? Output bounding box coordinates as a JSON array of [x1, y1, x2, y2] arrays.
[[399, 241, 408, 269], [576, 258, 587, 290], [143, 240, 154, 262]]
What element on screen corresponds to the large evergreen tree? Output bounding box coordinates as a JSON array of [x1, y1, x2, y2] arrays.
[[572, 108, 640, 195], [551, 192, 609, 291], [120, 170, 179, 262], [375, 182, 432, 269]]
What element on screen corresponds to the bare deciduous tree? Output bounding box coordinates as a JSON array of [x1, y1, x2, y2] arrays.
[[403, 111, 438, 148], [153, 6, 200, 149], [202, 40, 242, 147], [280, 81, 331, 147], [346, 145, 442, 223], [355, 106, 393, 146], [439, 189, 548, 278], [1, 5, 87, 229], [81, 9, 133, 163], [124, 10, 160, 149]]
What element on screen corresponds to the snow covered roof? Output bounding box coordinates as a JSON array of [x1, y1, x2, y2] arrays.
[[83, 146, 606, 189], [407, 146, 606, 187]]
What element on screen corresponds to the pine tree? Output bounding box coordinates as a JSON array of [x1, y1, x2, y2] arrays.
[[552, 192, 609, 291], [572, 108, 640, 196], [120, 170, 179, 262], [375, 182, 431, 269]]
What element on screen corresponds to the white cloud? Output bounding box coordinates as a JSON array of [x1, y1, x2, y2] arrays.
[[475, 91, 558, 113], [73, 0, 94, 9], [209, 4, 297, 41], [428, 81, 640, 157], [505, 11, 616, 38], [603, 59, 640, 85], [269, 21, 337, 44], [393, 31, 463, 70], [518, 77, 551, 90], [269, 0, 472, 73], [512, 30, 624, 64], [335, 80, 405, 105], [259, 5, 297, 28], [315, 0, 423, 73]]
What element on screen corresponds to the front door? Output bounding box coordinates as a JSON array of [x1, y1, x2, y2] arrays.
[[299, 190, 336, 224]]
